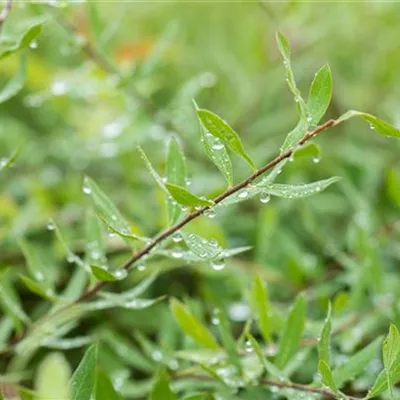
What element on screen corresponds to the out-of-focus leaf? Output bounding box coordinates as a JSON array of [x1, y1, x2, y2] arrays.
[[307, 64, 332, 126], [86, 296, 164, 311], [251, 275, 271, 343], [0, 142, 23, 173], [90, 265, 127, 282], [102, 330, 154, 373], [83, 176, 132, 237], [182, 232, 222, 260], [86, 1, 103, 44], [0, 16, 46, 59], [150, 369, 176, 400], [197, 109, 256, 170], [96, 368, 123, 400], [166, 183, 213, 207], [19, 239, 54, 289], [260, 177, 341, 199], [0, 272, 29, 325], [318, 360, 338, 394], [246, 334, 285, 380], [70, 344, 98, 400], [62, 269, 88, 302], [85, 209, 107, 266], [19, 275, 56, 301], [166, 137, 187, 224], [383, 324, 400, 399], [35, 352, 71, 400], [293, 143, 321, 161], [318, 303, 332, 366], [170, 298, 219, 350], [275, 294, 306, 369], [332, 336, 382, 388], [337, 110, 400, 138], [0, 53, 26, 103]]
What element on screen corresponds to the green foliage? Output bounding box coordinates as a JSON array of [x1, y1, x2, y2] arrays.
[[1, 3, 400, 400]]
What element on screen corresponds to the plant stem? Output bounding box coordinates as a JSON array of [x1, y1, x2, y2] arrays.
[[0, 0, 13, 34]]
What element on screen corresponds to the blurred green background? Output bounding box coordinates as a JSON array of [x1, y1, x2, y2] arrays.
[[1, 1, 400, 398]]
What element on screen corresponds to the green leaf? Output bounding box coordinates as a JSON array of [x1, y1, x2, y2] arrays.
[[200, 127, 233, 186], [35, 352, 72, 400], [293, 143, 321, 161], [85, 209, 107, 266], [166, 183, 213, 207], [19, 275, 56, 301], [246, 333, 285, 381], [318, 360, 337, 394], [90, 265, 127, 282], [166, 137, 187, 224], [86, 1, 103, 44], [332, 336, 382, 388], [70, 344, 98, 400], [137, 146, 168, 193], [251, 274, 271, 343], [197, 109, 256, 170], [0, 53, 26, 103], [170, 298, 220, 350], [383, 324, 400, 399], [260, 177, 341, 199], [150, 370, 176, 400], [367, 357, 400, 399], [280, 118, 308, 153], [0, 16, 46, 59], [307, 64, 332, 126], [276, 32, 307, 119], [83, 176, 132, 237], [275, 294, 306, 369], [182, 232, 222, 260], [318, 303, 332, 366], [0, 271, 29, 325], [0, 142, 24, 173], [337, 110, 400, 138], [96, 368, 122, 400]]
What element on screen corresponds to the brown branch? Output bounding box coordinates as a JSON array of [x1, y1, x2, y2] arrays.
[[0, 0, 13, 34]]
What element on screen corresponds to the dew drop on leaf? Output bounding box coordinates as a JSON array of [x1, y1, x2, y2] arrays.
[[211, 258, 225, 271], [172, 232, 182, 243], [259, 192, 271, 204], [47, 219, 55, 231], [204, 208, 216, 219], [312, 157, 320, 164], [238, 190, 248, 199], [172, 248, 183, 259]]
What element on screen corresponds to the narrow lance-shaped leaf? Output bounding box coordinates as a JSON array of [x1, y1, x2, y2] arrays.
[[318, 302, 332, 366], [367, 354, 400, 398], [170, 298, 219, 350], [19, 275, 56, 301], [318, 360, 338, 395], [83, 176, 132, 237], [166, 183, 213, 207], [259, 176, 341, 199], [337, 110, 400, 138], [197, 109, 256, 171], [0, 53, 26, 104], [383, 324, 400, 399], [251, 275, 272, 342], [275, 294, 306, 369], [182, 232, 222, 260], [90, 265, 127, 282], [35, 353, 71, 400], [307, 64, 332, 126], [332, 336, 382, 388], [0, 142, 24, 173], [166, 137, 187, 224], [69, 344, 98, 400]]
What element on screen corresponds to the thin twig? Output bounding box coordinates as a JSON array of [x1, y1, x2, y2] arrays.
[[76, 119, 336, 303], [0, 0, 13, 34]]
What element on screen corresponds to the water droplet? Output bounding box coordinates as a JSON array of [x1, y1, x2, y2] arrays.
[[289, 154, 294, 162], [114, 269, 127, 279], [312, 157, 320, 164], [369, 123, 375, 130], [168, 359, 179, 370], [212, 139, 224, 150], [172, 232, 182, 243], [185, 178, 192, 186], [295, 96, 300, 103], [67, 254, 76, 263], [82, 180, 92, 194], [47, 219, 55, 231], [238, 190, 248, 199], [259, 192, 270, 204], [307, 115, 313, 123], [51, 80, 67, 96], [0, 158, 7, 168], [35, 271, 44, 281], [172, 249, 183, 259], [244, 340, 253, 353], [211, 309, 220, 325], [181, 205, 189, 212], [29, 40, 38, 49], [137, 263, 146, 272], [162, 176, 167, 183], [152, 350, 163, 361], [228, 302, 250, 322], [211, 258, 225, 271], [204, 208, 216, 219]]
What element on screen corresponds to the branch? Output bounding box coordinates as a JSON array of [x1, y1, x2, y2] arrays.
[[0, 0, 13, 34], [76, 118, 336, 303]]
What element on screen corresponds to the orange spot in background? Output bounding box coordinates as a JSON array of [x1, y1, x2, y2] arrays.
[[113, 39, 154, 63]]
